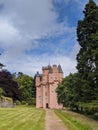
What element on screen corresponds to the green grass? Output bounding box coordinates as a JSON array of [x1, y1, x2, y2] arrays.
[[0, 106, 45, 130], [54, 110, 98, 130]]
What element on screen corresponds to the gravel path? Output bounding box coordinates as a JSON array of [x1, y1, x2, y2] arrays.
[[45, 109, 66, 130]]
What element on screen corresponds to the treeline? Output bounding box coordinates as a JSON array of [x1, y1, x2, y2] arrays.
[[56, 0, 98, 116], [0, 65, 36, 105]]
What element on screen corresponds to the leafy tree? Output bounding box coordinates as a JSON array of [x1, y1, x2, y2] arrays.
[[0, 88, 4, 98], [15, 72, 35, 103], [56, 73, 82, 110], [0, 70, 21, 100], [76, 0, 98, 101], [56, 0, 98, 113]]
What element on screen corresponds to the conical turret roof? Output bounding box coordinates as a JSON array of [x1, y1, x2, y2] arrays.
[[58, 65, 63, 73]]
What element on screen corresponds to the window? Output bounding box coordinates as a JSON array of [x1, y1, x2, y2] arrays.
[[45, 92, 47, 96], [39, 96, 42, 101]]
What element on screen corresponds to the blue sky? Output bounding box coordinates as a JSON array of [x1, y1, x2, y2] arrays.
[[0, 0, 98, 76]]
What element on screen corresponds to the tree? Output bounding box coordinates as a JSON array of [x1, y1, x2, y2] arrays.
[[15, 72, 35, 103], [0, 70, 21, 100], [0, 88, 4, 98], [56, 73, 82, 110], [0, 63, 5, 69], [0, 53, 5, 69], [76, 0, 98, 101]]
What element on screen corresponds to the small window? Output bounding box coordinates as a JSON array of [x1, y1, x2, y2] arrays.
[[45, 92, 47, 96], [39, 96, 42, 101]]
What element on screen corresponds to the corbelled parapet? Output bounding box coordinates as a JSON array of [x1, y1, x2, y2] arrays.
[[42, 64, 63, 74]]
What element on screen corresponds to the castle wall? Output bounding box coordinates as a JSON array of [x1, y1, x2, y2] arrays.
[[49, 80, 63, 109], [42, 85, 46, 108], [49, 83, 56, 108], [36, 86, 43, 108], [36, 76, 43, 108]]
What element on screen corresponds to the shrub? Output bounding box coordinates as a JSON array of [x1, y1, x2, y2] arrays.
[[15, 100, 21, 105], [21, 101, 27, 105], [5, 97, 13, 102], [28, 98, 36, 106]]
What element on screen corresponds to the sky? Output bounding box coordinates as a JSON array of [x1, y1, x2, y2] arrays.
[[0, 0, 98, 77]]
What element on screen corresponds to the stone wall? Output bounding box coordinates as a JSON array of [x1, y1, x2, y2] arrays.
[[0, 97, 14, 108]]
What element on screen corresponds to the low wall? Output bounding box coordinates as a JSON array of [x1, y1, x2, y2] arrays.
[[0, 97, 14, 108]]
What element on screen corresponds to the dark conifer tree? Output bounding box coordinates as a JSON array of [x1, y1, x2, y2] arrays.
[[76, 0, 98, 101]]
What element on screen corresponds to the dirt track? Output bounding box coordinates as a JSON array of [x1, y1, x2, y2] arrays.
[[45, 109, 66, 130]]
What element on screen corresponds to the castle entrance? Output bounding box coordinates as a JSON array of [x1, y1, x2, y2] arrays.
[[46, 103, 49, 108]]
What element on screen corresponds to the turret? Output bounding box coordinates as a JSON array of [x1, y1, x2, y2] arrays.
[[49, 65, 53, 73], [35, 72, 41, 87], [42, 66, 49, 75], [58, 65, 63, 73], [52, 65, 58, 73]]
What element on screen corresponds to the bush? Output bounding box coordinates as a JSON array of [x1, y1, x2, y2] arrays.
[[5, 97, 13, 102], [21, 101, 27, 105], [28, 98, 36, 106], [15, 100, 21, 105], [78, 102, 98, 114], [0, 88, 4, 98]]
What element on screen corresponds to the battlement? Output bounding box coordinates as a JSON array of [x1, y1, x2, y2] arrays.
[[35, 64, 63, 85], [41, 64, 63, 74], [42, 66, 49, 70]]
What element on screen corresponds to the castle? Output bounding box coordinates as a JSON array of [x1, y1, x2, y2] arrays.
[[35, 64, 63, 109]]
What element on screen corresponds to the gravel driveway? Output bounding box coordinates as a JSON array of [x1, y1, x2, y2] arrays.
[[45, 109, 66, 130]]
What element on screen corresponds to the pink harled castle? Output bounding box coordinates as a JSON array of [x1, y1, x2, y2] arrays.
[[35, 64, 63, 109]]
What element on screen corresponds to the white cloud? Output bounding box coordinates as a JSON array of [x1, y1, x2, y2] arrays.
[[0, 0, 67, 58], [1, 0, 59, 39], [0, 0, 84, 77], [1, 52, 77, 77], [0, 17, 19, 46], [70, 42, 80, 59]]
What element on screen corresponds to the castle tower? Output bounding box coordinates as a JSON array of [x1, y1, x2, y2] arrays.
[[35, 72, 43, 108], [35, 64, 63, 109]]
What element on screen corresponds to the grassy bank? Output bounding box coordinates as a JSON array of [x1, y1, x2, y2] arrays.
[[54, 110, 98, 130], [0, 106, 45, 130]]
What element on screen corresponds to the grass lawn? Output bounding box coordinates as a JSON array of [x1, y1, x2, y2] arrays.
[[54, 110, 98, 130], [0, 106, 45, 130]]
